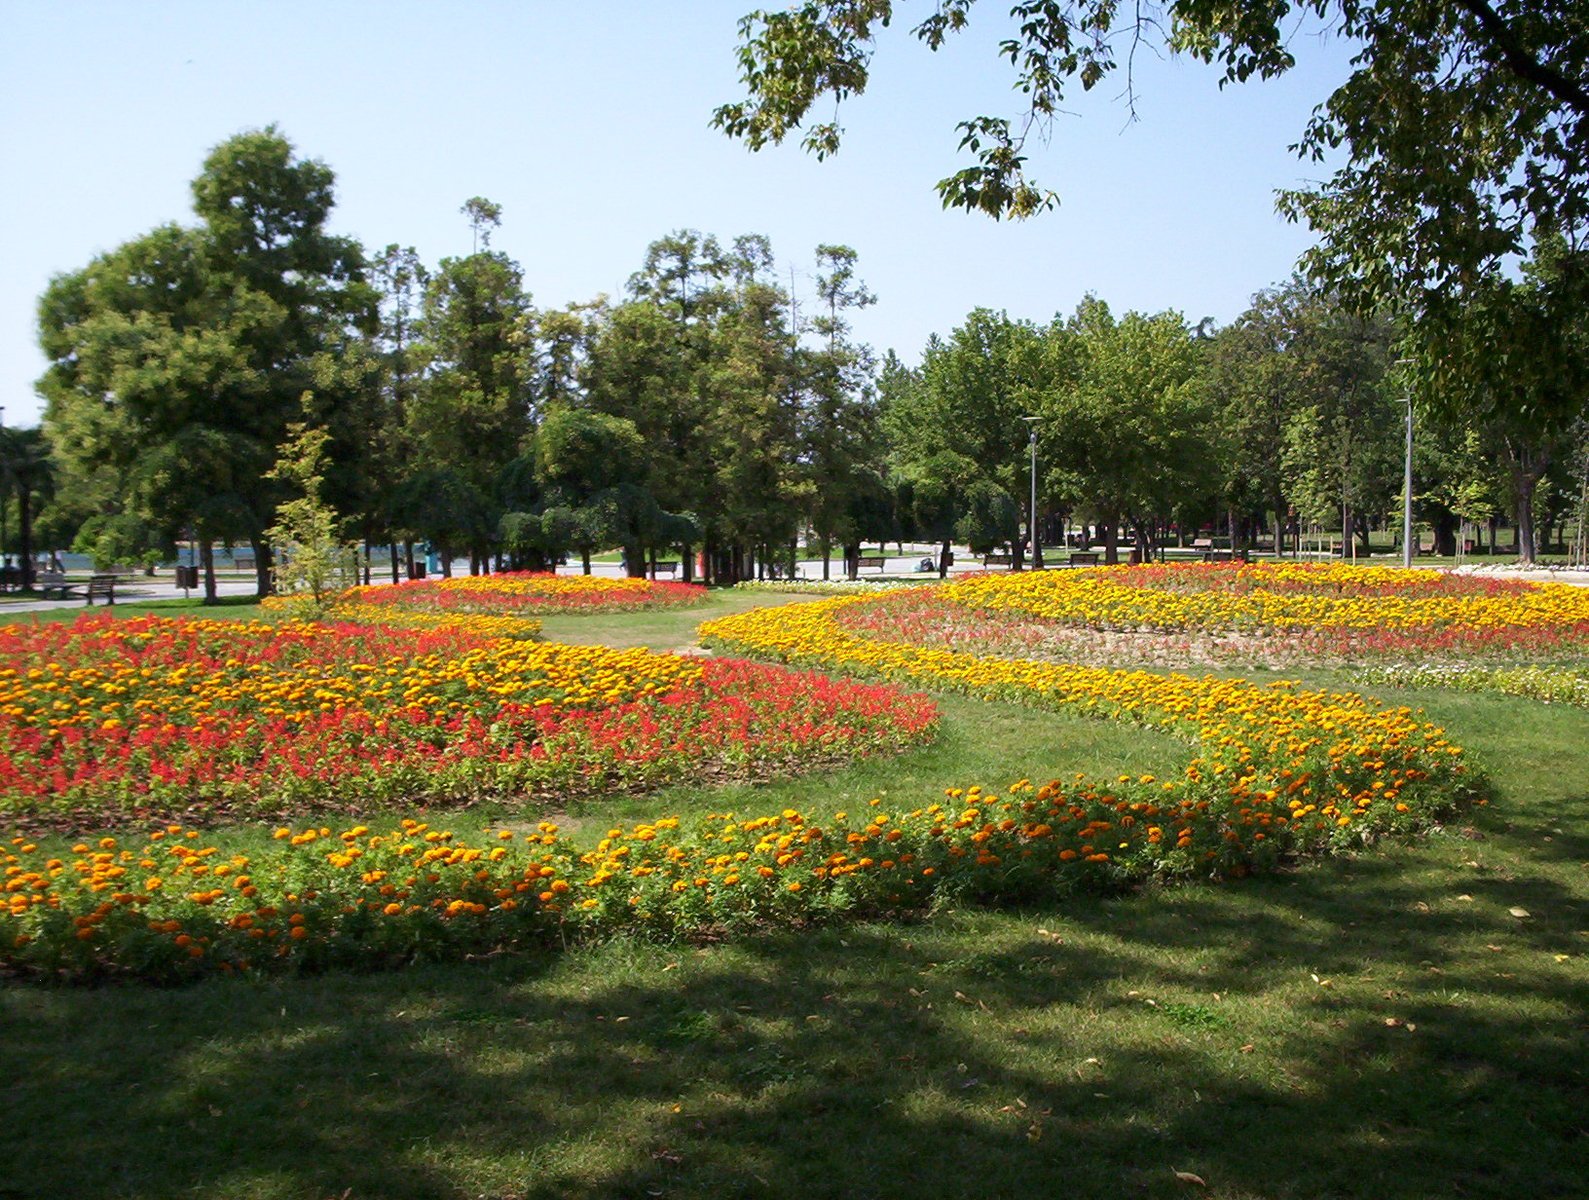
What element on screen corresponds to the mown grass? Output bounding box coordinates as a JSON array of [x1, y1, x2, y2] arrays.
[[0, 593, 265, 626], [2, 604, 1586, 1199]]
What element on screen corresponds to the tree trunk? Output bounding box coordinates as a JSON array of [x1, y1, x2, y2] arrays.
[[938, 539, 952, 579], [1102, 519, 1120, 565], [389, 542, 401, 584], [251, 537, 273, 598], [440, 546, 453, 579], [1433, 512, 1458, 558], [16, 492, 34, 589], [625, 545, 646, 579], [822, 537, 831, 581], [580, 549, 592, 575], [1514, 471, 1542, 564], [200, 537, 217, 605]]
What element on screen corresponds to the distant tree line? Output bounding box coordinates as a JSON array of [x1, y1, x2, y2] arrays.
[[10, 127, 1588, 599]]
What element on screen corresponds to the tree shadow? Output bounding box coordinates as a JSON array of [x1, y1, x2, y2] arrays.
[[4, 692, 1585, 1199], [4, 837, 1585, 1200]]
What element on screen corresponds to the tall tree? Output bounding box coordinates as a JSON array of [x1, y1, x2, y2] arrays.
[[0, 426, 54, 587], [589, 230, 805, 584], [803, 244, 880, 578], [1040, 298, 1212, 563], [1406, 238, 1589, 562], [1202, 279, 1388, 554], [410, 207, 534, 573], [368, 244, 429, 579], [37, 127, 373, 600], [884, 310, 1038, 566]]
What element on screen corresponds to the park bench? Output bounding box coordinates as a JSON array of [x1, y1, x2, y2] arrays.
[[1203, 549, 1250, 563], [858, 555, 888, 571], [652, 560, 680, 578], [981, 553, 1014, 567], [1068, 551, 1101, 566], [233, 554, 256, 572], [85, 575, 117, 605], [37, 570, 74, 599]]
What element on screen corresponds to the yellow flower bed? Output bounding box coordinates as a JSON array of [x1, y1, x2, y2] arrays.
[[429, 574, 658, 598], [264, 597, 544, 640], [699, 592, 1473, 844], [938, 562, 1589, 634], [0, 618, 696, 736]]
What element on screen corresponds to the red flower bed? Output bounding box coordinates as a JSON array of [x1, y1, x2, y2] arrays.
[[0, 615, 936, 833]]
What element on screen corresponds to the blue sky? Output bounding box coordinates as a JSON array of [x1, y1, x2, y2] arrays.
[[0, 1, 1356, 427]]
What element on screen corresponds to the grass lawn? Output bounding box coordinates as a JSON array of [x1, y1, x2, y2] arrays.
[[0, 593, 266, 626], [2, 603, 1586, 1199], [533, 587, 819, 652]]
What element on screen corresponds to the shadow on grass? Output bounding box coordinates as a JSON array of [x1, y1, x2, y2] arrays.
[[3, 815, 1585, 1200], [3, 679, 1585, 1199]]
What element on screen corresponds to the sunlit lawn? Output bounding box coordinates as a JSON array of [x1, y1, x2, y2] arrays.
[[2, 597, 1586, 1199]]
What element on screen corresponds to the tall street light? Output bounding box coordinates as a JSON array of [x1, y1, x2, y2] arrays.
[[1020, 415, 1042, 569], [1396, 358, 1415, 568]]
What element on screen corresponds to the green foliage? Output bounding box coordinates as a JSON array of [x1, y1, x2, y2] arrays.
[[36, 126, 374, 598], [70, 512, 168, 573], [718, 3, 1589, 426], [1038, 298, 1211, 557], [883, 309, 1043, 565], [1399, 238, 1589, 560], [0, 425, 55, 583], [264, 406, 361, 617]]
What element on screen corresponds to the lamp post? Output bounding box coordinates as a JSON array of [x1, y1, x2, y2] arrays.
[[1020, 416, 1042, 569], [1396, 358, 1415, 568], [0, 404, 8, 579]]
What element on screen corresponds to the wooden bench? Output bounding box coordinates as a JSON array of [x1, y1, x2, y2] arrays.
[[857, 555, 888, 571], [37, 571, 74, 599], [981, 553, 1014, 567], [1203, 549, 1250, 563], [233, 554, 256, 572], [1068, 551, 1101, 566], [652, 560, 680, 578], [85, 575, 117, 605]]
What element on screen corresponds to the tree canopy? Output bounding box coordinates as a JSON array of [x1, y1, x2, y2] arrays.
[[716, 2, 1589, 321]]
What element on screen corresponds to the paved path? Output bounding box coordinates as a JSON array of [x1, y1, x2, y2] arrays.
[[6, 556, 1586, 617], [0, 574, 262, 615]]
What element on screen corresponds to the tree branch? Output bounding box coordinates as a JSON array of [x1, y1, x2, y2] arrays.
[[1450, 0, 1589, 121]]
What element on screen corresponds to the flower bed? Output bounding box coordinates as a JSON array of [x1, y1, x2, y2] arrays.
[[340, 571, 708, 620], [1360, 663, 1589, 708], [0, 614, 935, 834], [837, 563, 1589, 665], [700, 593, 1476, 847], [0, 729, 1460, 982], [0, 569, 1497, 983]]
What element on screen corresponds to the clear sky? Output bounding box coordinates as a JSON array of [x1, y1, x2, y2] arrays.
[[0, 1, 1356, 428]]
